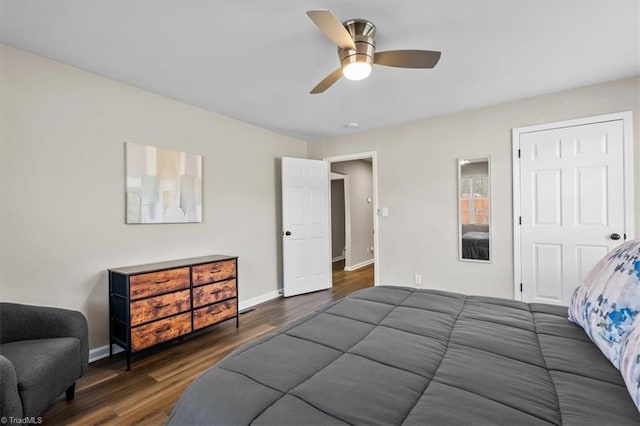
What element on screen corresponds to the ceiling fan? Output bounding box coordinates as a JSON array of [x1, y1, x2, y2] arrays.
[[307, 9, 442, 94]]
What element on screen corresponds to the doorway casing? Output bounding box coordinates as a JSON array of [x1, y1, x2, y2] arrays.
[[325, 152, 379, 286]]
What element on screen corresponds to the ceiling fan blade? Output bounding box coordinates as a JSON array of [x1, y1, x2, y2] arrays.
[[310, 68, 343, 94], [307, 10, 356, 50], [374, 50, 442, 68]]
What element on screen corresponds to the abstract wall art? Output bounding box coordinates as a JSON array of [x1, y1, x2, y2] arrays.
[[125, 142, 202, 224]]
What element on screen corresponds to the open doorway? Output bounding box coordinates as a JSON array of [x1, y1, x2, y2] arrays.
[[325, 152, 378, 287], [330, 173, 348, 265]]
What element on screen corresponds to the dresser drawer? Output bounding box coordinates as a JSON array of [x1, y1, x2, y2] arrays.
[[130, 267, 190, 300], [130, 289, 191, 326], [192, 260, 236, 286], [130, 312, 192, 352], [193, 279, 237, 308], [193, 299, 237, 330]]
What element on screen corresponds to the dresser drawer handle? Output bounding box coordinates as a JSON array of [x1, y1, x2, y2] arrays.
[[155, 325, 171, 334], [154, 303, 170, 309], [209, 269, 221, 274], [154, 279, 171, 284], [210, 289, 222, 295], [209, 309, 221, 316]]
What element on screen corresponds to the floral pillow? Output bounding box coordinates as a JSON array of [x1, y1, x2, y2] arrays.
[[619, 315, 640, 410], [568, 239, 640, 368]]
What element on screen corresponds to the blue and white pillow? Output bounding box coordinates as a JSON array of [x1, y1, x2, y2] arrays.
[[619, 315, 640, 410], [568, 239, 640, 367]]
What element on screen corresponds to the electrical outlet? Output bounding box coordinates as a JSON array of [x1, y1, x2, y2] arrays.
[[414, 274, 422, 285]]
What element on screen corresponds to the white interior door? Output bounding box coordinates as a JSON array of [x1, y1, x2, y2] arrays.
[[518, 119, 627, 305], [282, 157, 331, 297]]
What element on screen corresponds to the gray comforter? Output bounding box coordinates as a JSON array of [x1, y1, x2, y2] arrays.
[[168, 286, 640, 425]]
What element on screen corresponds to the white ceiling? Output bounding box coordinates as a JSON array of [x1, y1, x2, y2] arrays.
[[1, 1, 638, 142]]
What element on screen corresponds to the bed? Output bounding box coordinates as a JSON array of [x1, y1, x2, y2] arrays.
[[461, 224, 489, 260], [167, 285, 640, 425]]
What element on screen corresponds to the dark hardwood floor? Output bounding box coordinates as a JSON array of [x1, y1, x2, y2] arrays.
[[42, 260, 373, 425]]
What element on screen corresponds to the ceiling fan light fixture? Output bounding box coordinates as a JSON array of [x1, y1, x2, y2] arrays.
[[306, 10, 441, 94], [338, 19, 375, 82], [342, 62, 372, 80]]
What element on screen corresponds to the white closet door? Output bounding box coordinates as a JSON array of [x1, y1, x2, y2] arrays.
[[519, 119, 625, 305]]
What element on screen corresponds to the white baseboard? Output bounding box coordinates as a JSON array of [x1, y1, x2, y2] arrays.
[[88, 290, 282, 364], [332, 255, 345, 262], [89, 344, 124, 364], [344, 258, 374, 271], [238, 290, 281, 312]]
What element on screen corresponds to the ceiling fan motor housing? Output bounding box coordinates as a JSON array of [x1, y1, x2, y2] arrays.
[[307, 10, 442, 93], [338, 19, 376, 68]]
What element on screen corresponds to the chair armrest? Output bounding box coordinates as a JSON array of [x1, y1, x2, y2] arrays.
[[0, 303, 89, 374], [0, 355, 23, 418]]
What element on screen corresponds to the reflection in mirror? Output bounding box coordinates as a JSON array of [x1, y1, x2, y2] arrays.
[[459, 157, 491, 262]]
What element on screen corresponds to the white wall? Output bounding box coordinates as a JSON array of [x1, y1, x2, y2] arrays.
[[310, 76, 640, 299], [0, 45, 307, 349], [331, 160, 374, 267]]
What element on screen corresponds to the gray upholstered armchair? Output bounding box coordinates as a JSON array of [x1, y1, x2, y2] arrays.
[[0, 303, 89, 418]]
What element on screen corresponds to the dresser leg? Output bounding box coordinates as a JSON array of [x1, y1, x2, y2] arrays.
[[126, 354, 131, 371]]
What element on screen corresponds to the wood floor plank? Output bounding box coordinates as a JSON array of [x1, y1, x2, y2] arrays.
[[42, 261, 373, 425], [149, 324, 276, 383]]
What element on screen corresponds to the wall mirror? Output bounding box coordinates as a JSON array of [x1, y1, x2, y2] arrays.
[[458, 156, 491, 262]]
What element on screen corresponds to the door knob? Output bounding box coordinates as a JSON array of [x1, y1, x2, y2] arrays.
[[610, 233, 621, 240], [284, 231, 291, 236]]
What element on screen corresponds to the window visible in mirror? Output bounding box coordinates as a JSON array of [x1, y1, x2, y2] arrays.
[[459, 157, 491, 262]]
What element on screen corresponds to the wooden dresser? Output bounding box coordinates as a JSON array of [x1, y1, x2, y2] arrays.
[[109, 255, 238, 370]]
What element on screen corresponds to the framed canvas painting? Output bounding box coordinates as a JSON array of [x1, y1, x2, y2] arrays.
[[125, 142, 203, 224]]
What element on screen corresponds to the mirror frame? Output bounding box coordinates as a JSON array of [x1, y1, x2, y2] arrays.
[[458, 156, 492, 263]]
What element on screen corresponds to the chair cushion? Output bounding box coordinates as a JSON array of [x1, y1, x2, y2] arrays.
[[0, 338, 83, 417]]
